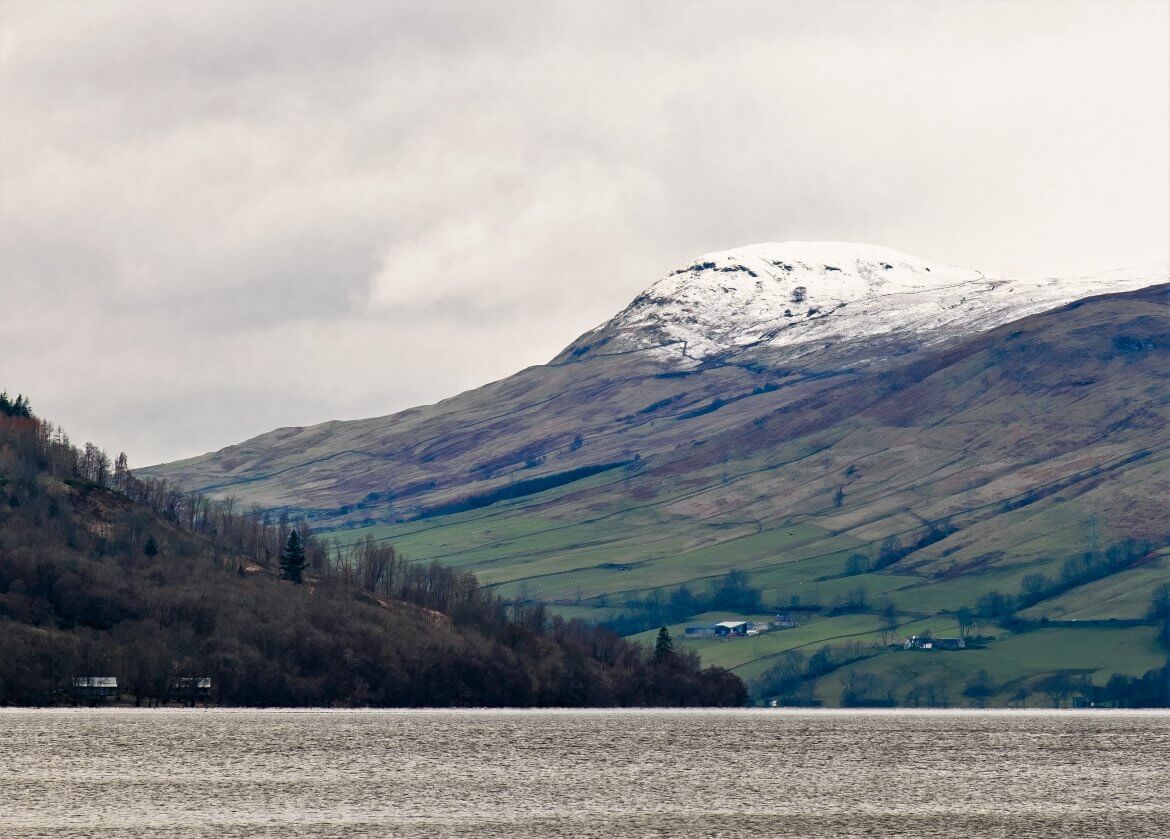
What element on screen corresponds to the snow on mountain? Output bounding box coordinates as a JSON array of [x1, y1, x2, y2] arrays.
[[567, 242, 1167, 362]]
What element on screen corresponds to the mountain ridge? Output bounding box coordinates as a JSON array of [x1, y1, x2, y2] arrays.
[[556, 241, 1166, 363], [141, 244, 1168, 527]]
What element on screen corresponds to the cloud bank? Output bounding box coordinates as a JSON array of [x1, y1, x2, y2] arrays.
[[1, 0, 1166, 464]]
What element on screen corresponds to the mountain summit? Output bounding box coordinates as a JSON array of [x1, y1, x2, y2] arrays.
[[141, 244, 1168, 540], [558, 241, 1164, 363]]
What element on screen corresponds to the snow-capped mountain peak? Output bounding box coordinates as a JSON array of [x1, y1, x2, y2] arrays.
[[562, 241, 1166, 362]]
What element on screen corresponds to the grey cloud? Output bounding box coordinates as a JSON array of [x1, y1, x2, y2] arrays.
[[1, 0, 1165, 466]]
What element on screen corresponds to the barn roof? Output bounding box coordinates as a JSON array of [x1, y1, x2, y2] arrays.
[[173, 677, 212, 689], [72, 677, 117, 688]]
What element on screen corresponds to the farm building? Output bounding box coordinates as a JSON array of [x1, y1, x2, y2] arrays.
[[72, 677, 117, 702], [905, 635, 966, 651], [171, 677, 213, 703], [686, 619, 762, 639], [933, 638, 966, 650], [714, 620, 750, 636]]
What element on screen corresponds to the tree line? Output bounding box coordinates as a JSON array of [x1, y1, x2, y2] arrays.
[[601, 570, 766, 636], [0, 392, 32, 418]]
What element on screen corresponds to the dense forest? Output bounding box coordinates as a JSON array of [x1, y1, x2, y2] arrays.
[[0, 393, 745, 707]]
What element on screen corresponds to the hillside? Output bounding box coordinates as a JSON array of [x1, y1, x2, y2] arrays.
[[0, 402, 745, 707], [315, 282, 1170, 702], [141, 243, 1166, 524], [138, 245, 1170, 705]]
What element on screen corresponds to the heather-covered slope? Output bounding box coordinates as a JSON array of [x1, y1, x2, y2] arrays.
[[139, 265, 1170, 607], [142, 244, 1165, 531], [334, 283, 1170, 604]]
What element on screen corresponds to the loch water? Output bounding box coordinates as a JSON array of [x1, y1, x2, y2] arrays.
[[1, 708, 1168, 838]]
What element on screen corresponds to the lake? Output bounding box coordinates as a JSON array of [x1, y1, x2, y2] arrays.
[[1, 708, 1168, 837]]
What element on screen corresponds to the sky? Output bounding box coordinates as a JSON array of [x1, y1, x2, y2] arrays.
[[1, 0, 1167, 466]]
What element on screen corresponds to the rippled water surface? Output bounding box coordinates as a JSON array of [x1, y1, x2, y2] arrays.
[[2, 709, 1169, 838]]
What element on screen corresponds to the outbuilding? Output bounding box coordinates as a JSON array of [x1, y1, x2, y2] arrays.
[[933, 638, 966, 650], [171, 677, 212, 703], [905, 635, 966, 651], [714, 620, 750, 637], [72, 677, 117, 702]]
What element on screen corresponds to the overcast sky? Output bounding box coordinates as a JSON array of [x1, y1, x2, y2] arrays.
[[1, 1, 1167, 466]]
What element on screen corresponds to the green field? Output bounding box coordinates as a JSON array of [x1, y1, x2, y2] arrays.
[[817, 625, 1166, 707], [322, 468, 1169, 706], [320, 416, 1170, 707], [1018, 553, 1170, 621], [631, 612, 961, 679], [620, 608, 1166, 705]]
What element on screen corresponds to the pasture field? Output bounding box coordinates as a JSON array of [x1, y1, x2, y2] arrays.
[[627, 612, 967, 680], [320, 440, 1167, 706], [816, 625, 1166, 706], [1018, 552, 1170, 621]]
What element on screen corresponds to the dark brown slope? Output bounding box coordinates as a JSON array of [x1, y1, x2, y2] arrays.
[[369, 285, 1170, 599], [0, 408, 747, 707], [141, 283, 1170, 560], [132, 283, 1170, 635]]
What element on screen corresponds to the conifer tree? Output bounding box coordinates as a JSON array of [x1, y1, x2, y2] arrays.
[[0, 392, 31, 418], [654, 626, 674, 663], [280, 531, 308, 583]]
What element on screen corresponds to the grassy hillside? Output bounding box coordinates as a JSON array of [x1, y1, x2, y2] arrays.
[[818, 625, 1167, 707]]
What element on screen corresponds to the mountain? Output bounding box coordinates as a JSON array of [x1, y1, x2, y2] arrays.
[[556, 242, 1160, 362], [142, 242, 1165, 530], [140, 243, 1170, 705]]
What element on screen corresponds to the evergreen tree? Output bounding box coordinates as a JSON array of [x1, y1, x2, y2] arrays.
[[280, 530, 307, 583], [143, 535, 159, 557], [654, 626, 674, 663], [0, 392, 31, 418]]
